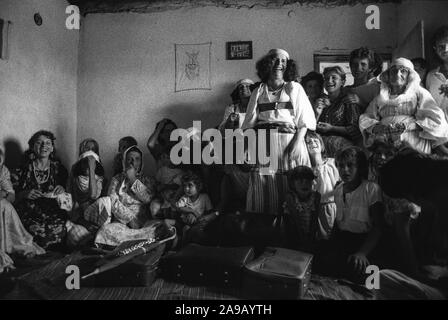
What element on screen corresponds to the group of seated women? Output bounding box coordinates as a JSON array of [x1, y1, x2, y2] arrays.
[[1, 27, 448, 297]]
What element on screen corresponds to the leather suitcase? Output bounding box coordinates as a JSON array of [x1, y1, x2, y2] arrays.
[[81, 243, 166, 287], [160, 244, 255, 288], [242, 247, 313, 299]]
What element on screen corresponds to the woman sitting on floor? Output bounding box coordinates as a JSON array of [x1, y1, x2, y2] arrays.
[[66, 139, 105, 247], [317, 66, 362, 157], [1, 147, 45, 273], [112, 136, 137, 177], [84, 145, 158, 247], [15, 130, 69, 250]]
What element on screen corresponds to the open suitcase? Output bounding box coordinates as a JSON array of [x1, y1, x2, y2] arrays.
[[242, 247, 313, 299]]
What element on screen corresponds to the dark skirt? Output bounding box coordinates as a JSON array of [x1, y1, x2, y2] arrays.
[[17, 198, 68, 249]]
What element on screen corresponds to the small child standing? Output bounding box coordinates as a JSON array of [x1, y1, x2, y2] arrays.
[[283, 166, 321, 253], [317, 146, 384, 283], [305, 131, 339, 240]]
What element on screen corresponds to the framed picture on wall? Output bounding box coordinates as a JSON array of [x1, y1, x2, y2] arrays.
[[226, 41, 253, 60]]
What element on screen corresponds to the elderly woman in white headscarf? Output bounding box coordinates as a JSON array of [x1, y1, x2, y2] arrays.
[[359, 57, 448, 154], [242, 48, 316, 214]]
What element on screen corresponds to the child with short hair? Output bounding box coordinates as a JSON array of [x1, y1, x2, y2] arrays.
[[283, 166, 321, 253], [168, 172, 216, 246], [317, 146, 385, 283], [305, 131, 339, 239]]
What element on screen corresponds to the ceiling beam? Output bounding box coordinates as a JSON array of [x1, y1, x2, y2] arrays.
[[67, 0, 401, 16]]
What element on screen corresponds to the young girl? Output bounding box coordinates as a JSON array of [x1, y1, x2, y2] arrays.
[[283, 166, 321, 253], [305, 131, 340, 239], [1, 147, 45, 273], [168, 172, 216, 246], [322, 146, 384, 283]]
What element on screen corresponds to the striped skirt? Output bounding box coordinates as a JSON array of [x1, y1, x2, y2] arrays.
[[246, 131, 311, 214]]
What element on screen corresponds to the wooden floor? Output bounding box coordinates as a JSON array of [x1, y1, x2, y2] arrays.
[[1, 252, 374, 300]]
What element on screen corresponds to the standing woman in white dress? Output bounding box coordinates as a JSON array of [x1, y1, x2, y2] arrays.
[[242, 48, 316, 215]]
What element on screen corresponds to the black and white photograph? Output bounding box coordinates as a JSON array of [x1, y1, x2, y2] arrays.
[[1, 0, 448, 306]]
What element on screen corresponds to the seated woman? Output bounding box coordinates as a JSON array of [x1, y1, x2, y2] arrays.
[[15, 130, 69, 250], [86, 145, 157, 247], [359, 58, 448, 155], [242, 48, 316, 214], [69, 139, 104, 212], [112, 136, 137, 177], [317, 66, 362, 157], [66, 140, 105, 247], [218, 79, 254, 132], [1, 147, 44, 273]]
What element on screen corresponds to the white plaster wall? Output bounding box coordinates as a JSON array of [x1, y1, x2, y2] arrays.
[[77, 3, 398, 177], [0, 0, 79, 170]]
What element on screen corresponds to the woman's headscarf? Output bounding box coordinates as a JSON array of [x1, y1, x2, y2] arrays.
[[376, 57, 421, 108], [378, 58, 421, 91], [122, 145, 144, 175], [73, 150, 104, 193], [268, 48, 290, 60]]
